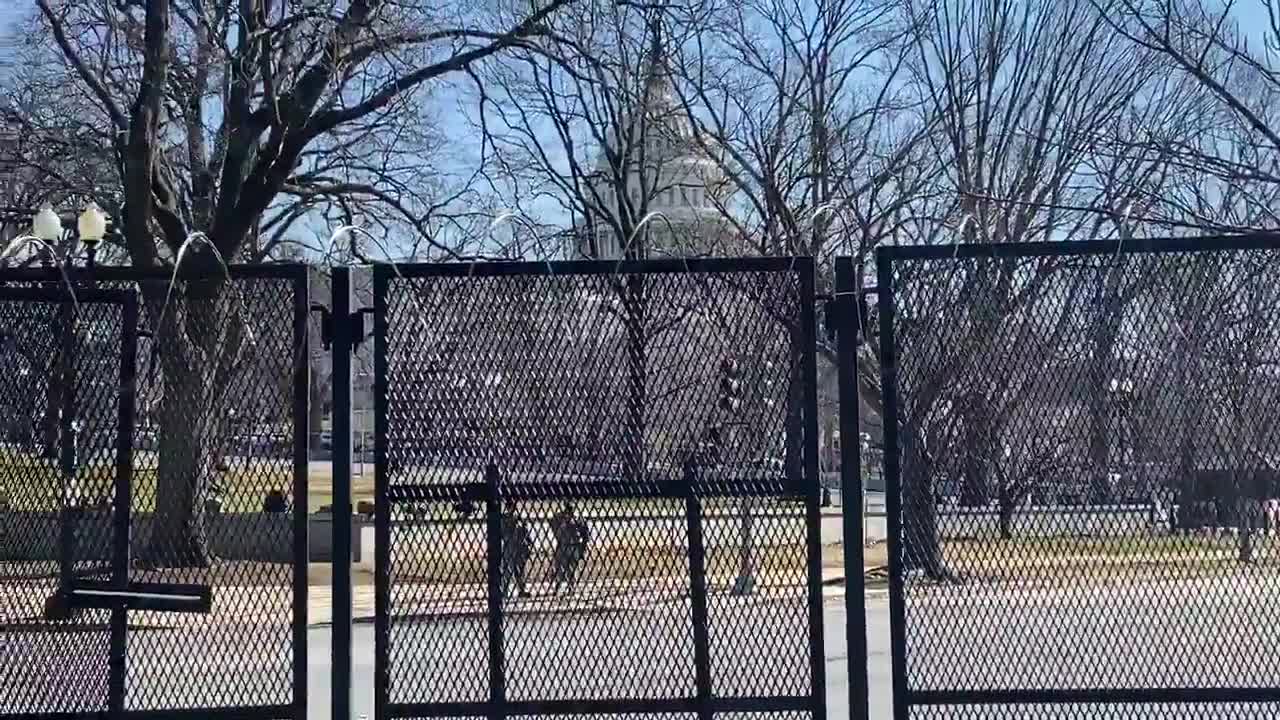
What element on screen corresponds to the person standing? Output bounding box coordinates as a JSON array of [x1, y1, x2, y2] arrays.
[[500, 502, 532, 598], [551, 502, 590, 594]]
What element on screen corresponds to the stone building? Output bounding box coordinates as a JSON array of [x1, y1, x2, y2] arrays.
[[574, 30, 737, 260]]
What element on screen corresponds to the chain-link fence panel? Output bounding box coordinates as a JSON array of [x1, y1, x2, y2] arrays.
[[0, 266, 309, 719], [118, 269, 308, 715], [877, 240, 1280, 717], [0, 287, 133, 715], [373, 258, 825, 720]]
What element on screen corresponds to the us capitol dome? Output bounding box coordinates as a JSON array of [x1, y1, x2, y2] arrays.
[[572, 29, 737, 260]]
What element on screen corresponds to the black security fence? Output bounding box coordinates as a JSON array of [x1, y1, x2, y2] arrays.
[[33, 237, 1280, 720], [0, 265, 309, 719], [364, 258, 827, 720], [863, 236, 1280, 719]]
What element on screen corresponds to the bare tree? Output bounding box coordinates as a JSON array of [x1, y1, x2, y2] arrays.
[[25, 0, 585, 566], [650, 0, 934, 489], [1099, 0, 1280, 229], [865, 0, 1198, 577]]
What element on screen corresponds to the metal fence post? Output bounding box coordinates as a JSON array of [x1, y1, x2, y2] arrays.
[[373, 266, 392, 720], [876, 249, 909, 720], [798, 258, 827, 720], [485, 462, 506, 720], [683, 458, 713, 720], [55, 299, 79, 616], [835, 257, 868, 720], [292, 267, 312, 719], [332, 267, 353, 719], [109, 293, 140, 715]]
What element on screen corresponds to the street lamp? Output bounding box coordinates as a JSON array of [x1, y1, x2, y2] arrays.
[[77, 202, 107, 269], [31, 205, 61, 267], [30, 201, 110, 269], [715, 356, 756, 596], [1103, 377, 1136, 503]]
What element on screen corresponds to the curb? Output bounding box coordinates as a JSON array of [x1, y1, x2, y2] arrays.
[[308, 580, 891, 627]]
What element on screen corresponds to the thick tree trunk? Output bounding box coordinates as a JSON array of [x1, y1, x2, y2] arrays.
[[1086, 400, 1112, 505], [997, 483, 1017, 540], [143, 281, 240, 568], [784, 325, 805, 480], [959, 391, 991, 507], [41, 332, 70, 460], [309, 370, 326, 454], [147, 362, 217, 567], [959, 259, 1002, 508], [998, 503, 1015, 541], [1087, 274, 1122, 506], [901, 423, 946, 578], [40, 383, 63, 460], [1174, 342, 1201, 532]]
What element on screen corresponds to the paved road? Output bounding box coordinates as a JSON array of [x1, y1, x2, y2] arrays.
[[302, 577, 1280, 719], [9, 579, 1280, 718], [305, 598, 880, 720]]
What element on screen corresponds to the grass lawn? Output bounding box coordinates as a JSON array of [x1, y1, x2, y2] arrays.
[[932, 533, 1280, 584], [0, 451, 809, 516], [829, 536, 1274, 588], [947, 533, 1252, 563], [0, 448, 367, 514]]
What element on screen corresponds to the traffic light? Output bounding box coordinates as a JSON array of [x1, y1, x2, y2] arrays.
[[719, 357, 743, 412]]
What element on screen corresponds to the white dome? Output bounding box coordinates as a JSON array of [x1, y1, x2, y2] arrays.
[[577, 25, 737, 259]]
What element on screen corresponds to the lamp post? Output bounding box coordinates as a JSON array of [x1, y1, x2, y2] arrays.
[[31, 206, 61, 267], [1107, 377, 1135, 500], [32, 202, 108, 620], [715, 357, 757, 596], [355, 372, 371, 476], [78, 203, 107, 270]]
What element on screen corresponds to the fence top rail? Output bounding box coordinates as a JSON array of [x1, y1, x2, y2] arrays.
[[374, 255, 814, 280], [872, 232, 1280, 262], [0, 262, 308, 284], [0, 285, 136, 305]]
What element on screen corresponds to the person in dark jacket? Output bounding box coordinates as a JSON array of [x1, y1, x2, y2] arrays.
[[550, 502, 590, 594], [500, 502, 532, 598]]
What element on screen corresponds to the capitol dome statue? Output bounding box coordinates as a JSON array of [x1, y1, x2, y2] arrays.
[[573, 24, 737, 260]]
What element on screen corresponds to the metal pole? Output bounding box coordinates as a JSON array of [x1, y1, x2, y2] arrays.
[[332, 267, 354, 719], [798, 258, 827, 720], [485, 463, 506, 720], [292, 268, 312, 718], [56, 300, 78, 610], [836, 257, 869, 720], [372, 267, 392, 720], [684, 459, 713, 720], [109, 293, 140, 714], [733, 492, 756, 594], [877, 250, 910, 720], [732, 421, 756, 596]]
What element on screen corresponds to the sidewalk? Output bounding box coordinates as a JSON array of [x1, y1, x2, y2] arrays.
[[306, 567, 870, 626], [0, 569, 883, 630]]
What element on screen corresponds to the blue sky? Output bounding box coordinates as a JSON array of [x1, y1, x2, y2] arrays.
[[0, 0, 1275, 253]]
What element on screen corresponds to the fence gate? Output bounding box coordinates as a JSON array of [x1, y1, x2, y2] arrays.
[[368, 258, 826, 720], [0, 266, 310, 719], [0, 285, 139, 715], [869, 238, 1280, 718]]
